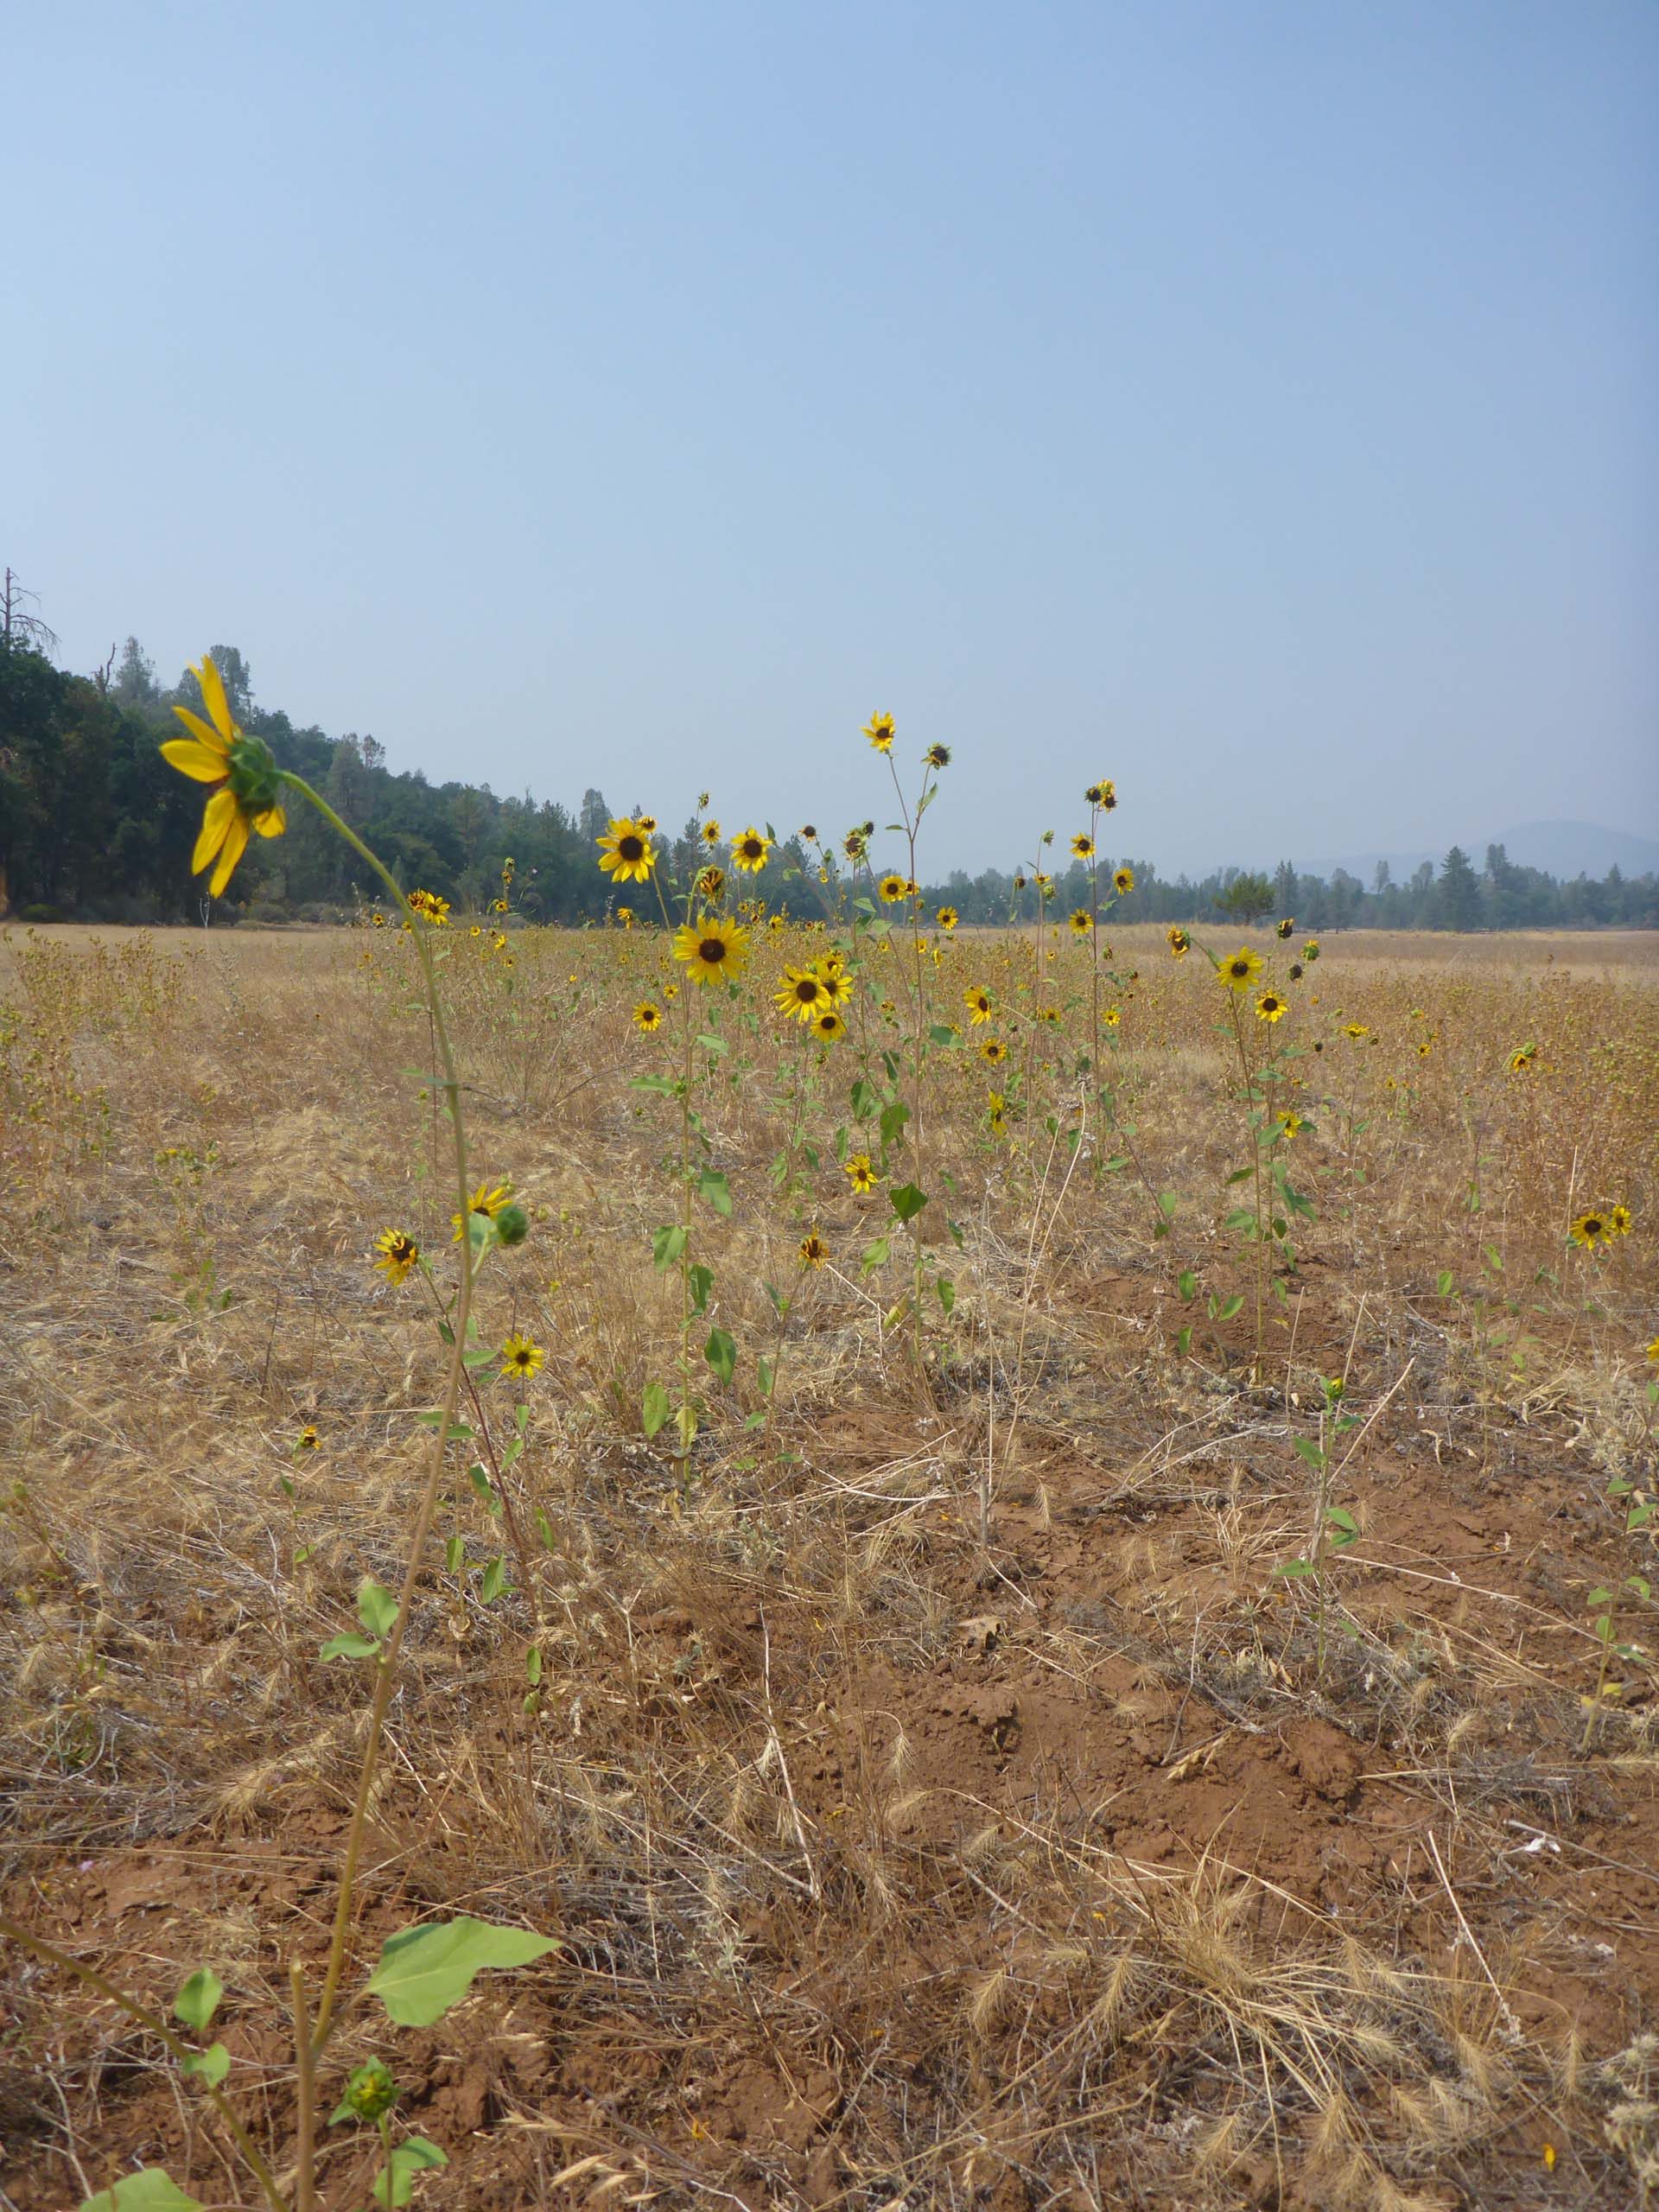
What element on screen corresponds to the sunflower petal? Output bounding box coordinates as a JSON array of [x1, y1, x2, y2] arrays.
[[161, 737, 232, 784], [208, 808, 251, 896], [252, 804, 287, 838], [196, 656, 237, 742], [192, 788, 238, 874], [171, 703, 231, 756]]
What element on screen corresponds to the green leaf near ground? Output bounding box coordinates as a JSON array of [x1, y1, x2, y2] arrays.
[[364, 1916, 559, 2027], [172, 1967, 223, 2032], [372, 2137, 449, 2208], [79, 2175, 204, 2212]]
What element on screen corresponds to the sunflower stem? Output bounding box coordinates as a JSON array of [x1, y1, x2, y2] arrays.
[[280, 778, 477, 2069]]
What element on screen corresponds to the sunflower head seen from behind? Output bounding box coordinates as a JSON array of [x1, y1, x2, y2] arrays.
[[160, 653, 288, 895]]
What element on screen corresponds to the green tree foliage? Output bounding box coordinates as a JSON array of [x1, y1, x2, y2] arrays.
[[1214, 870, 1275, 925]]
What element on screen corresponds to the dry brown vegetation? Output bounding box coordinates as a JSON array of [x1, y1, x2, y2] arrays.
[[3, 918, 1658, 2212]]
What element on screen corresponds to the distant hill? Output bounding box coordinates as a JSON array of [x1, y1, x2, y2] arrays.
[[1484, 821, 1659, 879], [1281, 821, 1659, 885]]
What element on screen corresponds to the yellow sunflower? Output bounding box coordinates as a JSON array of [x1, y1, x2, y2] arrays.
[[1609, 1204, 1633, 1236], [775, 965, 830, 1021], [159, 654, 288, 895], [1085, 779, 1116, 810], [1103, 1007, 1121, 1027], [1068, 910, 1091, 937], [632, 1001, 663, 1032], [702, 819, 722, 844], [673, 912, 751, 985], [813, 1009, 847, 1042], [937, 906, 958, 931], [1112, 866, 1135, 896], [1218, 946, 1262, 990], [1255, 991, 1287, 1024], [1508, 1044, 1535, 1073], [452, 1181, 513, 1240], [596, 817, 656, 884], [733, 827, 770, 874], [964, 986, 993, 1025], [981, 1038, 1008, 1065], [863, 712, 896, 753], [813, 957, 854, 1006], [1277, 1110, 1306, 1139], [1070, 834, 1095, 859], [499, 1333, 545, 1380], [878, 874, 907, 903], [373, 1228, 420, 1285], [1570, 1210, 1611, 1250], [844, 1153, 879, 1194], [1344, 1022, 1371, 1042]]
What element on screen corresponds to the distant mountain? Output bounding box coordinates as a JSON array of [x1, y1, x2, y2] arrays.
[[1249, 822, 1659, 885], [1484, 821, 1659, 879]]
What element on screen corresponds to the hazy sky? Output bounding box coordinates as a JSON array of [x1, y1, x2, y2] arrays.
[[9, 1, 1656, 874]]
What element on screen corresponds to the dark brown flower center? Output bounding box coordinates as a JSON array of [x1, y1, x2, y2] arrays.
[[699, 938, 726, 964], [619, 835, 645, 862]]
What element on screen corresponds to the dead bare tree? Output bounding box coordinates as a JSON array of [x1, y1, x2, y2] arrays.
[[0, 567, 60, 657]]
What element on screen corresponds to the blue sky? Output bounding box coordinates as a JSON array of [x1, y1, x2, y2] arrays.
[[8, 1, 1656, 873]]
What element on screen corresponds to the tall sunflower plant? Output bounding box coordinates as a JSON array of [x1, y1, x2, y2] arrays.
[[1172, 921, 1319, 1382], [603, 798, 756, 1473], [0, 658, 558, 2212]]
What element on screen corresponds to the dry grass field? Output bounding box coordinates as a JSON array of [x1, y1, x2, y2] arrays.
[[3, 913, 1658, 2212]]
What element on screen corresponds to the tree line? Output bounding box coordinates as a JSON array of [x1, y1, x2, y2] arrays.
[[1, 632, 1652, 930]]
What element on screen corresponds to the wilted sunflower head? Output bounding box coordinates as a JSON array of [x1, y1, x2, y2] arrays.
[[798, 1231, 830, 1269], [800, 823, 818, 842], [373, 1228, 420, 1284], [696, 864, 727, 901], [635, 815, 657, 834], [1508, 1044, 1536, 1073], [1167, 926, 1191, 958], [923, 742, 951, 769], [1302, 938, 1321, 961], [842, 827, 869, 862], [1277, 917, 1295, 938]]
